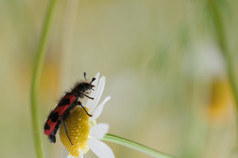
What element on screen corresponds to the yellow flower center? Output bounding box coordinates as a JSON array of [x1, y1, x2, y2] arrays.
[[59, 106, 90, 157]]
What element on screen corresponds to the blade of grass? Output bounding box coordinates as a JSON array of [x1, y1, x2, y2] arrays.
[[102, 133, 176, 158], [207, 0, 238, 143], [30, 0, 58, 158]]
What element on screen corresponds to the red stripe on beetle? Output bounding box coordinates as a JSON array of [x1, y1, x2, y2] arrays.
[[44, 95, 77, 136], [44, 120, 57, 135]]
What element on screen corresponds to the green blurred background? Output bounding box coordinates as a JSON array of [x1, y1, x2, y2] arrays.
[[0, 0, 238, 158]]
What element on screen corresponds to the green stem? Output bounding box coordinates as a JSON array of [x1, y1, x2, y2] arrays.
[[30, 0, 58, 158], [102, 133, 176, 158], [207, 0, 238, 140]]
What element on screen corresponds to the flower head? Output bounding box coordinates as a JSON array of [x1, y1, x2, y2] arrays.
[[59, 73, 114, 158], [207, 78, 234, 124]]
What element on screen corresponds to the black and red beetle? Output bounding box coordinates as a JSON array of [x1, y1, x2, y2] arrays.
[[44, 72, 95, 144]]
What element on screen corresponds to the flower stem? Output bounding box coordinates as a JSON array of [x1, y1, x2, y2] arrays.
[[102, 133, 176, 158], [207, 0, 238, 141], [30, 0, 58, 158]]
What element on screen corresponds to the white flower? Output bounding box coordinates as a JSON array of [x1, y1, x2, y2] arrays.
[[60, 73, 115, 158]]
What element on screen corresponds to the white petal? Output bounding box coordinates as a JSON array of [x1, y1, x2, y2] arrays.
[[89, 76, 105, 112], [79, 151, 83, 158], [90, 96, 111, 121], [86, 73, 100, 109], [67, 155, 72, 158], [67, 154, 78, 158], [90, 123, 109, 138], [88, 139, 115, 158]]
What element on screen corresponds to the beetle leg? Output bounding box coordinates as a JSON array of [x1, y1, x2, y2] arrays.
[[79, 92, 94, 100], [62, 120, 73, 145], [76, 101, 93, 117]]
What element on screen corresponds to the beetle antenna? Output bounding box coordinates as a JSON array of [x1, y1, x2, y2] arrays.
[[90, 77, 96, 84], [84, 72, 87, 80]]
